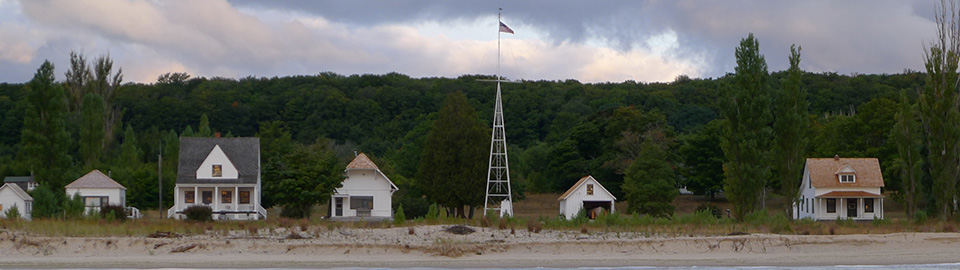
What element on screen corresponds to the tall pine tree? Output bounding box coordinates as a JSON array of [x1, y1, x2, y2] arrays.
[[892, 90, 924, 217], [20, 60, 74, 191], [416, 91, 489, 218]]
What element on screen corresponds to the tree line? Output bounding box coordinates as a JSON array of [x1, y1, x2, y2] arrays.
[[2, 26, 953, 219]]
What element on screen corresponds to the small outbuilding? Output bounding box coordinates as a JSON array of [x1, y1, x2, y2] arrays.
[[330, 153, 398, 221], [558, 175, 616, 220], [3, 176, 36, 192], [0, 183, 32, 220], [66, 170, 128, 215]]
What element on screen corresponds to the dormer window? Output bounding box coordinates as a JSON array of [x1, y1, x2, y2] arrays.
[[212, 164, 222, 177], [840, 174, 855, 183]]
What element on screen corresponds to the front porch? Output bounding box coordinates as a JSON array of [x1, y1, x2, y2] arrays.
[[814, 191, 883, 220], [167, 185, 266, 220]]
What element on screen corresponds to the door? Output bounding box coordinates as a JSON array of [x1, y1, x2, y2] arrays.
[[335, 198, 343, 216], [846, 198, 858, 218]]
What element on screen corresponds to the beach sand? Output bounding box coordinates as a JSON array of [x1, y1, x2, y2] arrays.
[[1, 225, 959, 268]]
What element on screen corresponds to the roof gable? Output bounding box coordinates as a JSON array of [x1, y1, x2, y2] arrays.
[[0, 183, 32, 201], [65, 170, 126, 190], [177, 137, 260, 184], [344, 153, 397, 191], [195, 145, 239, 179], [558, 175, 616, 201], [806, 158, 884, 188]]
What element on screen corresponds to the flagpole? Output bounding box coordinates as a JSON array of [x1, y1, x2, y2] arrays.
[[498, 8, 501, 81]]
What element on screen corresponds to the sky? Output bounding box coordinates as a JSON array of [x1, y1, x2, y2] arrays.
[[0, 0, 942, 84]]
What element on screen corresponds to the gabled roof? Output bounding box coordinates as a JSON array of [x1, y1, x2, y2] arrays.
[[178, 137, 260, 184], [0, 183, 32, 201], [346, 153, 380, 170], [558, 175, 616, 201], [65, 170, 125, 190], [807, 158, 884, 188], [345, 153, 398, 191], [3, 176, 34, 183]]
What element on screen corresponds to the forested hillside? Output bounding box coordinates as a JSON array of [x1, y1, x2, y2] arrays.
[[0, 55, 926, 218]]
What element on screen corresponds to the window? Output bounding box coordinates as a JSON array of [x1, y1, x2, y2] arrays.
[[221, 190, 232, 204], [827, 198, 837, 213], [864, 198, 874, 213], [185, 191, 195, 203], [586, 184, 594, 195], [839, 174, 855, 183], [212, 164, 223, 177], [202, 191, 213, 204], [239, 191, 250, 204], [350, 196, 374, 210], [84, 196, 108, 207]]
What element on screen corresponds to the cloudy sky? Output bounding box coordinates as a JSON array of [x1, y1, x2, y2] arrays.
[[0, 0, 941, 84]]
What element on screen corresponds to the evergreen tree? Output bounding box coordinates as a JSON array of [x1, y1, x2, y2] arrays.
[[79, 93, 106, 169], [416, 91, 489, 218], [772, 44, 809, 219], [679, 119, 725, 199], [198, 113, 212, 137], [622, 129, 677, 218], [719, 34, 773, 220], [19, 60, 74, 191], [892, 90, 924, 217], [919, 1, 960, 219]]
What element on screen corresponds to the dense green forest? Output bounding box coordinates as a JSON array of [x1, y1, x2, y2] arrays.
[[0, 48, 928, 219]]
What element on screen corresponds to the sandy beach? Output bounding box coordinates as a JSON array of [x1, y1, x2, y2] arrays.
[[1, 225, 959, 268]]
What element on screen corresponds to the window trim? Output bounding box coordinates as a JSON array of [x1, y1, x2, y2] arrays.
[[839, 174, 856, 183]]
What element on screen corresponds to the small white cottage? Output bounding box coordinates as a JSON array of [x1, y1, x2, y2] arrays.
[[66, 170, 127, 215], [558, 175, 616, 220], [330, 153, 398, 221], [0, 183, 32, 220], [794, 156, 884, 221], [168, 137, 264, 220]]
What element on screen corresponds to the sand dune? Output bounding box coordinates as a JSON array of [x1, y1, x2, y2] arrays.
[[1, 225, 959, 268]]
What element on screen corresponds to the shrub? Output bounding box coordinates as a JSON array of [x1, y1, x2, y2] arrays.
[[279, 205, 310, 218], [914, 210, 928, 224], [29, 185, 62, 218], [100, 205, 127, 222], [393, 204, 406, 225], [425, 203, 440, 221], [4, 205, 20, 220], [184, 205, 213, 222], [695, 203, 723, 219], [62, 194, 85, 219]]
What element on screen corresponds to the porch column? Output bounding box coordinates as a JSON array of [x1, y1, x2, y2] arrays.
[[194, 186, 198, 206], [234, 186, 238, 213], [214, 186, 219, 219]]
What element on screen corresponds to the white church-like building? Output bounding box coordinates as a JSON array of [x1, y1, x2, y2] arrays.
[[168, 137, 265, 220], [330, 153, 398, 221], [558, 175, 616, 220]]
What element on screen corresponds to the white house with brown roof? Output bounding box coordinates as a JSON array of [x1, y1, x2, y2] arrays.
[[66, 170, 127, 215], [168, 137, 264, 220], [794, 157, 884, 221], [559, 175, 616, 220], [330, 153, 398, 220], [0, 183, 32, 220]]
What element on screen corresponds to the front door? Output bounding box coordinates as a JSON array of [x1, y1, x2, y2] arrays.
[[846, 198, 858, 218], [335, 198, 343, 216]]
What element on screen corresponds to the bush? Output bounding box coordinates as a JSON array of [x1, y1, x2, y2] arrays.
[[184, 205, 213, 222], [425, 203, 440, 221], [4, 204, 20, 220], [279, 205, 310, 218], [30, 185, 62, 218], [393, 204, 406, 225], [695, 203, 723, 219], [62, 194, 85, 219], [914, 210, 928, 224], [100, 205, 127, 222]]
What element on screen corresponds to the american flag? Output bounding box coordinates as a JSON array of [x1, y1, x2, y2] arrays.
[[499, 21, 514, 34]]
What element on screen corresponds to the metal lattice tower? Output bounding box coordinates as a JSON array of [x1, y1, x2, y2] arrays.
[[484, 81, 512, 217]]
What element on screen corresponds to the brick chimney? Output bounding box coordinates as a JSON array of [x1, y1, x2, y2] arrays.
[[215, 132, 221, 138], [834, 154, 839, 161]]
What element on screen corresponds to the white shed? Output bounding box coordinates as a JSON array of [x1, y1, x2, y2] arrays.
[[331, 153, 398, 221], [0, 183, 32, 220], [558, 175, 616, 220], [66, 170, 126, 214]]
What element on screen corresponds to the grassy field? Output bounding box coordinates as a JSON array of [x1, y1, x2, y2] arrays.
[[0, 192, 952, 237]]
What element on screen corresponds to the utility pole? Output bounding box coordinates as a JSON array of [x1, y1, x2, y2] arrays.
[[158, 140, 162, 219]]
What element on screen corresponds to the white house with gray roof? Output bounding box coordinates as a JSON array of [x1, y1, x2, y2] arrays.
[[0, 183, 32, 220], [66, 170, 127, 215], [168, 137, 264, 220]]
